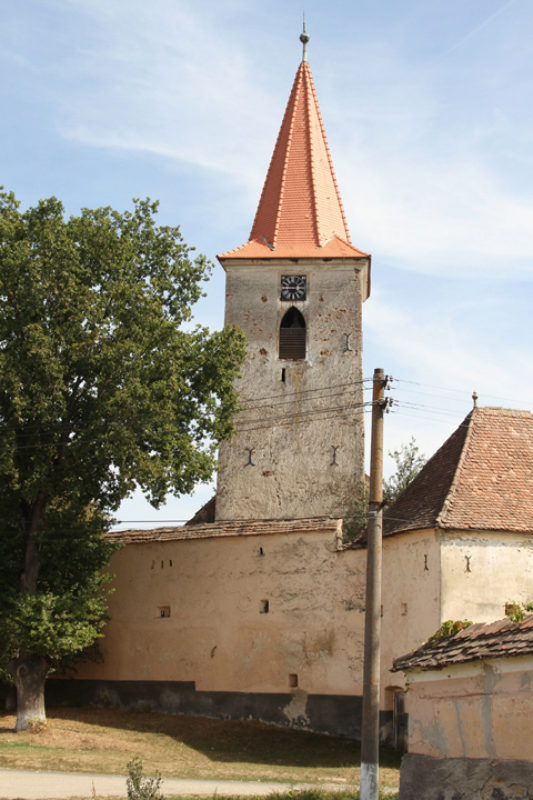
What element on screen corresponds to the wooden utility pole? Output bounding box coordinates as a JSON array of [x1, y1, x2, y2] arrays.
[[360, 368, 387, 800]]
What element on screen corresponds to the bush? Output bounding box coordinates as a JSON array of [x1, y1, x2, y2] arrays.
[[126, 758, 164, 800]]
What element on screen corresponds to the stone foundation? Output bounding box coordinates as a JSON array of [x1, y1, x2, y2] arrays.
[[47, 679, 393, 741], [399, 753, 533, 800]]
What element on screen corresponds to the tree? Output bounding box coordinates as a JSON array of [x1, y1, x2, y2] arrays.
[[0, 190, 246, 730], [343, 438, 426, 543], [383, 436, 426, 507]]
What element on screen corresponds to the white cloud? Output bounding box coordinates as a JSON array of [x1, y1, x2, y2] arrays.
[[366, 288, 533, 396], [25, 1, 530, 282], [363, 286, 533, 469], [340, 151, 533, 278], [442, 0, 518, 56], [55, 0, 278, 195]]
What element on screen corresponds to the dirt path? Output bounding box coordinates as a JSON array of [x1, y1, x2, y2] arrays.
[[0, 768, 349, 799]]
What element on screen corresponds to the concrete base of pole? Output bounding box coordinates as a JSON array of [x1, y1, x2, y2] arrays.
[[360, 762, 379, 800]]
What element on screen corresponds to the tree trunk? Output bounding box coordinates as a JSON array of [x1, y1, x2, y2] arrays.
[[12, 654, 49, 731], [13, 495, 49, 731], [20, 495, 46, 595]]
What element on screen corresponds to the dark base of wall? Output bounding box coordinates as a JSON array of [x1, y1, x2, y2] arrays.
[[46, 679, 393, 742], [399, 753, 533, 800], [0, 681, 15, 711]]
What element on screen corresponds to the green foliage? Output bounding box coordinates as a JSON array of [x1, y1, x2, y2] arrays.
[[0, 189, 245, 687], [343, 436, 426, 542], [425, 619, 472, 646], [0, 498, 115, 681], [0, 579, 111, 668], [0, 190, 245, 510], [342, 484, 369, 543], [127, 758, 164, 800], [505, 601, 533, 623], [383, 436, 426, 507]]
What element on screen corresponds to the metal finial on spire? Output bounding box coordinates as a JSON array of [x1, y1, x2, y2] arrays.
[[472, 391, 478, 409], [300, 14, 310, 62]]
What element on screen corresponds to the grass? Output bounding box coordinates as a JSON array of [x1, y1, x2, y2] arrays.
[[0, 707, 400, 790]]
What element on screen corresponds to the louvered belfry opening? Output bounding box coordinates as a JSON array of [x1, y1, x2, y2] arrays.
[[279, 307, 306, 360]]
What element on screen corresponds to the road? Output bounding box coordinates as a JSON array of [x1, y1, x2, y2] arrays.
[[0, 768, 350, 799]]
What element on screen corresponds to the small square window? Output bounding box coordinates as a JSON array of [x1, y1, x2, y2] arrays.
[[159, 606, 171, 618]]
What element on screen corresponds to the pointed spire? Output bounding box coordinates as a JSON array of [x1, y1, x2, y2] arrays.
[[248, 59, 365, 255], [219, 42, 368, 262], [300, 15, 310, 62]]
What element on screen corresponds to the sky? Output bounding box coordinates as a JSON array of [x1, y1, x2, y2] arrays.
[[2, 0, 532, 528]]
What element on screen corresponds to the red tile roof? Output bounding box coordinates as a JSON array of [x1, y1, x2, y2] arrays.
[[219, 61, 368, 262], [108, 516, 341, 544], [392, 614, 533, 671], [384, 407, 533, 537]]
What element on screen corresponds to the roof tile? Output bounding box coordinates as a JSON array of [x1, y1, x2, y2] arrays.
[[393, 614, 533, 671], [218, 61, 368, 262], [109, 516, 341, 544], [384, 407, 533, 537]]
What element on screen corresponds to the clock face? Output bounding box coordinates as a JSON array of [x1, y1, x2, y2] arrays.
[[281, 275, 306, 301]]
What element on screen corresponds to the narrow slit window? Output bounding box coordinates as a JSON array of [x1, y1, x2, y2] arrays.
[[279, 308, 306, 360]]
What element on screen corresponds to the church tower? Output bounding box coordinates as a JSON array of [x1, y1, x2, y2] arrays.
[[216, 29, 371, 521]]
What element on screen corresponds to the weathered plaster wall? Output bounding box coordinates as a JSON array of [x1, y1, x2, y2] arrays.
[[77, 526, 368, 700], [440, 530, 533, 622], [399, 658, 533, 798], [216, 258, 367, 521], [405, 656, 533, 761], [381, 530, 442, 704], [71, 524, 533, 738], [78, 527, 447, 701], [73, 525, 449, 727]]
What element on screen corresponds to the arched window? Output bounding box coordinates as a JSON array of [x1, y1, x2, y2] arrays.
[[279, 307, 306, 360]]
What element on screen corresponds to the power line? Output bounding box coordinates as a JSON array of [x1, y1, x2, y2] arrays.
[[238, 377, 373, 406], [395, 378, 533, 408], [395, 400, 464, 418], [235, 401, 372, 433], [237, 388, 367, 418], [0, 380, 372, 438]]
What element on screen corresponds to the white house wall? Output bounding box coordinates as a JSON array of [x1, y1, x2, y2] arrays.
[[439, 530, 533, 622]]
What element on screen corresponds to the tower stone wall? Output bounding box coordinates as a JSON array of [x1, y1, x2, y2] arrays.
[[215, 256, 367, 521]]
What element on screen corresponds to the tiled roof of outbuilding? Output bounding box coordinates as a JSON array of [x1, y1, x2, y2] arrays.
[[218, 60, 368, 262], [392, 614, 533, 672], [384, 406, 533, 537]]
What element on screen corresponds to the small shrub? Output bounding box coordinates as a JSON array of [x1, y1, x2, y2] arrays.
[[27, 716, 48, 733], [425, 619, 472, 646], [126, 757, 164, 800], [505, 601, 533, 623]]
